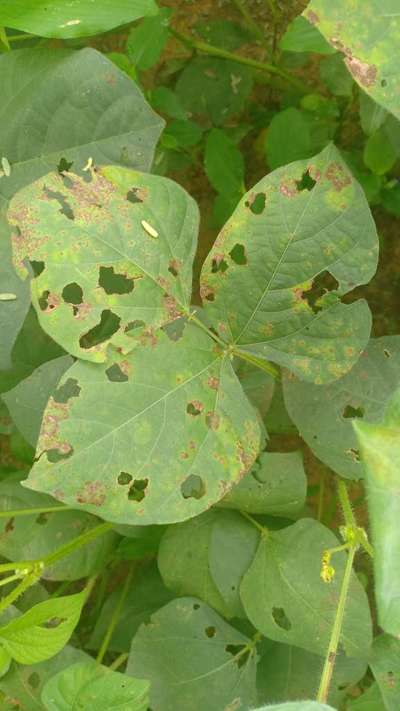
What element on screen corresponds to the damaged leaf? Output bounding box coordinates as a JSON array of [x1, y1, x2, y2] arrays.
[[354, 387, 400, 637], [24, 322, 260, 525], [200, 144, 378, 384], [303, 1, 400, 120], [8, 167, 198, 362], [283, 336, 400, 480]]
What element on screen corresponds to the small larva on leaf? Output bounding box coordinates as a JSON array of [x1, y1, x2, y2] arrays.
[[0, 293, 17, 301], [141, 219, 159, 239], [1, 157, 11, 177]]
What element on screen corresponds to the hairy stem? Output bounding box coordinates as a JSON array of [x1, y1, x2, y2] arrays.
[[170, 28, 307, 92], [96, 565, 135, 664], [317, 545, 356, 703], [231, 0, 266, 43]]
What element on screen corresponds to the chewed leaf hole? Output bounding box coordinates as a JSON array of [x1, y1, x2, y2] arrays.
[[125, 319, 145, 333], [168, 259, 181, 277], [128, 478, 149, 502], [181, 474, 206, 500], [58, 157, 73, 174], [246, 192, 266, 215], [36, 513, 49, 525], [47, 447, 73, 463], [99, 266, 134, 295], [162, 318, 186, 342], [118, 471, 133, 485], [106, 363, 129, 383], [229, 243, 247, 265], [28, 672, 40, 689], [187, 401, 203, 416], [205, 626, 216, 638], [126, 188, 144, 204], [62, 282, 83, 305], [381, 79, 387, 88], [43, 616, 66, 629], [347, 448, 361, 463], [342, 404, 364, 419], [44, 188, 74, 220], [272, 606, 291, 631], [302, 271, 339, 313], [225, 644, 249, 668], [29, 260, 45, 277], [39, 290, 58, 312], [54, 378, 81, 404], [296, 169, 316, 192], [384, 349, 391, 359], [79, 310, 120, 349]]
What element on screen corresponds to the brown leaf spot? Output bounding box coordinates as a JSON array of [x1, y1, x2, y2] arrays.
[[280, 180, 297, 198], [200, 284, 215, 302], [325, 162, 351, 192], [345, 56, 377, 88], [208, 376, 220, 390], [187, 400, 204, 416], [164, 295, 183, 320], [168, 259, 182, 277], [5, 517, 14, 533], [306, 10, 319, 24], [206, 412, 220, 430], [77, 481, 106, 507]]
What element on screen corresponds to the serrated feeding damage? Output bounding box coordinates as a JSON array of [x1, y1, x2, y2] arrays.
[[200, 144, 378, 384]]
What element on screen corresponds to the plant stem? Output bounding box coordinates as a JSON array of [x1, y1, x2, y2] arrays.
[[188, 312, 228, 350], [96, 565, 135, 665], [240, 510, 268, 535], [317, 471, 326, 522], [0, 572, 24, 589], [233, 347, 280, 380], [0, 571, 41, 617], [44, 522, 113, 568], [110, 652, 128, 671], [0, 505, 73, 519], [170, 28, 307, 92], [231, 0, 266, 43], [5, 33, 33, 42], [317, 545, 356, 703], [337, 479, 356, 529]]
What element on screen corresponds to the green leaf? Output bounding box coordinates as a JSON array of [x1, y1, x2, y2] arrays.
[[164, 119, 203, 148], [41, 661, 149, 711], [150, 87, 187, 120], [0, 237, 30, 370], [319, 54, 354, 97], [266, 108, 312, 170], [359, 91, 388, 136], [9, 166, 198, 362], [257, 642, 366, 708], [347, 683, 385, 711], [354, 388, 400, 637], [280, 16, 335, 54], [240, 518, 372, 657], [303, 1, 400, 120], [195, 19, 253, 50], [3, 356, 72, 447], [219, 451, 307, 515], [0, 0, 158, 39], [23, 321, 260, 525], [201, 144, 378, 384], [0, 591, 87, 664], [254, 704, 336, 711], [363, 128, 397, 175], [175, 57, 253, 126], [0, 645, 89, 711], [236, 360, 275, 422], [205, 128, 245, 196], [283, 336, 400, 480], [88, 562, 172, 653], [0, 648, 11, 679], [369, 634, 400, 711], [0, 478, 117, 581], [127, 597, 258, 711], [127, 8, 171, 71]]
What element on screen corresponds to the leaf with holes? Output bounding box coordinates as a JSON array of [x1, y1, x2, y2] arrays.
[[0, 591, 87, 665], [354, 387, 400, 637], [8, 167, 198, 362], [3, 356, 73, 447], [303, 1, 400, 120], [240, 518, 372, 657], [369, 634, 400, 711], [0, 0, 158, 39], [23, 321, 260, 525], [200, 144, 378, 384], [41, 661, 149, 711], [283, 336, 400, 480], [218, 451, 307, 515], [127, 598, 258, 711], [0, 478, 117, 581]]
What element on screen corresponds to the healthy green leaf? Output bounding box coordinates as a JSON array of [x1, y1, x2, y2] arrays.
[[369, 634, 400, 711], [363, 128, 397, 175], [0, 0, 158, 39], [266, 108, 312, 170], [347, 682, 385, 711], [41, 661, 149, 711], [303, 1, 400, 120], [195, 19, 253, 50], [164, 119, 203, 148], [354, 387, 400, 637], [257, 642, 366, 708], [0, 237, 30, 370], [0, 478, 117, 581], [205, 128, 245, 197], [0, 645, 89, 711], [9, 166, 198, 362], [150, 87, 187, 120], [254, 704, 336, 711], [236, 360, 275, 422], [319, 54, 354, 97], [0, 591, 87, 664], [127, 8, 171, 71], [23, 321, 260, 525], [359, 91, 388, 136], [175, 57, 253, 126], [0, 648, 11, 679], [201, 144, 378, 384], [219, 451, 307, 515], [127, 597, 258, 711], [283, 336, 400, 480], [88, 562, 173, 653], [280, 16, 335, 54], [3, 356, 73, 447], [240, 518, 372, 657]]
